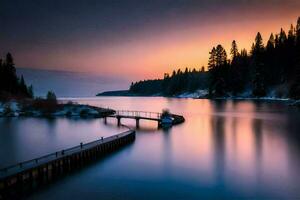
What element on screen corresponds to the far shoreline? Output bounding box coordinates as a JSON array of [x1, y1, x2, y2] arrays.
[[95, 90, 297, 104]]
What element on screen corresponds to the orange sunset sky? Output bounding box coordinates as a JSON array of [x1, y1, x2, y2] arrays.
[[1, 0, 300, 80]]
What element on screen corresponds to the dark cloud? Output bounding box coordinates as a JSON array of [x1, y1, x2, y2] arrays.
[[1, 0, 298, 44]]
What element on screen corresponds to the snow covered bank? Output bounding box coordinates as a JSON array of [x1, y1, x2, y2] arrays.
[[0, 101, 21, 117], [176, 90, 209, 98], [0, 100, 114, 118]]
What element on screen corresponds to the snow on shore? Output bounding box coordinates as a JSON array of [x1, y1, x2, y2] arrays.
[[175, 87, 293, 102], [0, 101, 113, 118], [0, 101, 21, 117], [177, 90, 208, 98]]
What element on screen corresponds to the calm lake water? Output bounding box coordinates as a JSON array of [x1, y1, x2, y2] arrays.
[[1, 97, 300, 199]]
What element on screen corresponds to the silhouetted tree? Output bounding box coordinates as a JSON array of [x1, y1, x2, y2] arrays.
[[47, 91, 57, 102], [265, 33, 279, 86], [296, 17, 300, 45], [230, 40, 239, 62], [208, 47, 217, 70], [130, 68, 208, 96], [0, 53, 33, 99], [208, 45, 229, 96], [215, 45, 228, 67], [201, 66, 205, 72], [229, 41, 245, 94], [252, 32, 266, 97], [266, 33, 275, 50], [129, 16, 300, 99], [289, 17, 300, 99], [28, 85, 34, 98], [5, 53, 18, 94], [19, 75, 28, 95]]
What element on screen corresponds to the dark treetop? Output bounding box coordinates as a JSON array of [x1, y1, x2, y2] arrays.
[[0, 53, 33, 100], [110, 17, 300, 99]]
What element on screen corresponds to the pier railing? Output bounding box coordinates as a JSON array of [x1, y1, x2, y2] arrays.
[[0, 129, 133, 178], [115, 110, 162, 119]]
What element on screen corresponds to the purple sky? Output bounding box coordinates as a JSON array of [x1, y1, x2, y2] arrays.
[[1, 0, 300, 79]]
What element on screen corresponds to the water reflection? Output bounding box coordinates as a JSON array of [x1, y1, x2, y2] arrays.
[[211, 116, 226, 189], [253, 118, 263, 167], [2, 98, 300, 199], [0, 117, 127, 167]]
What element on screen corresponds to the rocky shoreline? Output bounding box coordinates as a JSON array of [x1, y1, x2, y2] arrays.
[[0, 100, 115, 118]]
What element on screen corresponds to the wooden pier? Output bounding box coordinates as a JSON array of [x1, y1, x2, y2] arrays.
[[0, 128, 135, 199], [0, 109, 184, 199], [105, 110, 184, 128]]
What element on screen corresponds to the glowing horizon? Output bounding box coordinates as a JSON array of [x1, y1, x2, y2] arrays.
[[1, 0, 300, 81]]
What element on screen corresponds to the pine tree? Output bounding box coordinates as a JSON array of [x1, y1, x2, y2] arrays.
[[230, 40, 239, 61], [172, 70, 176, 77], [252, 65, 266, 97], [0, 53, 33, 99], [208, 45, 228, 97], [201, 66, 205, 72], [28, 85, 34, 98], [4, 53, 18, 94], [296, 17, 300, 46], [265, 33, 278, 85], [275, 34, 280, 48], [266, 33, 275, 50], [279, 28, 287, 44], [289, 17, 300, 98], [19, 75, 28, 96], [252, 32, 266, 97], [5, 53, 14, 67], [208, 47, 216, 70], [230, 41, 244, 94], [240, 49, 248, 57], [47, 91, 57, 102], [239, 48, 251, 89], [253, 32, 264, 54], [289, 53, 300, 99], [288, 24, 295, 42], [215, 45, 227, 67]]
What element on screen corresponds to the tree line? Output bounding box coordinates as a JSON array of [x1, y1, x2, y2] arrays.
[[208, 17, 300, 98], [130, 67, 208, 96], [130, 17, 300, 99], [0, 53, 33, 99]]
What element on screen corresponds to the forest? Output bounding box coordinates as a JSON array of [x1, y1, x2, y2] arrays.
[[0, 53, 33, 100], [130, 67, 208, 96], [129, 17, 300, 99]]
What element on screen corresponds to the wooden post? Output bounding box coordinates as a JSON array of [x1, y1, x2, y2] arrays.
[[117, 117, 121, 126], [136, 118, 140, 129], [158, 121, 161, 129]]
